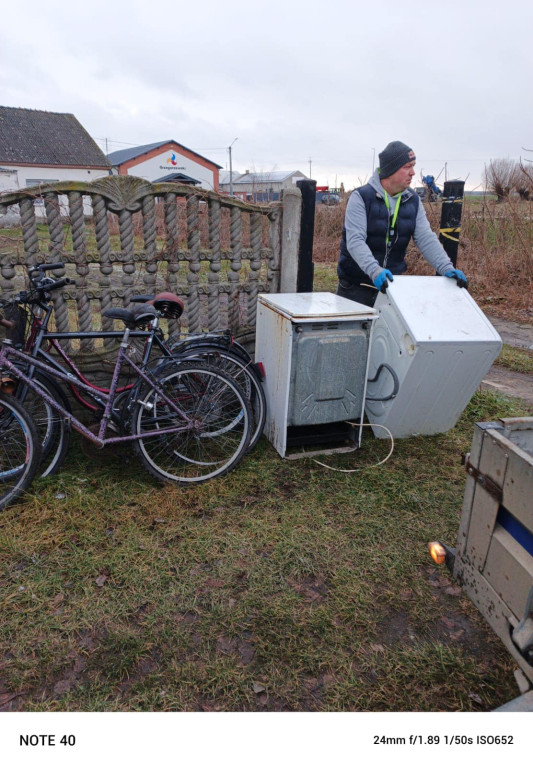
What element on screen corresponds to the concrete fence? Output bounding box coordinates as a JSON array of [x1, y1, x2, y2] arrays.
[[0, 176, 303, 349]]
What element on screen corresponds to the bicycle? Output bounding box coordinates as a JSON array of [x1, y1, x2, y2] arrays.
[[130, 294, 266, 452], [1, 264, 266, 475], [0, 392, 41, 509], [0, 307, 254, 509]]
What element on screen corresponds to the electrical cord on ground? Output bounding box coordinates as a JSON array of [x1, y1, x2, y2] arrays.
[[309, 422, 394, 473]]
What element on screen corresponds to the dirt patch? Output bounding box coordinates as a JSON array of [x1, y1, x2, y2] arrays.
[[476, 315, 533, 403], [288, 576, 329, 603], [482, 366, 533, 406], [372, 568, 493, 656], [486, 315, 533, 350]]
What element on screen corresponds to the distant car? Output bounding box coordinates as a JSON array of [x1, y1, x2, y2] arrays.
[[321, 193, 340, 205]]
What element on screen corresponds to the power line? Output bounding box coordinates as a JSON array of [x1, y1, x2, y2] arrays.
[[94, 137, 140, 148], [95, 137, 228, 152]]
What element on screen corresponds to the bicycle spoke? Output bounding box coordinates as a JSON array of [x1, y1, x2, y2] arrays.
[[0, 395, 40, 509], [131, 362, 252, 483]]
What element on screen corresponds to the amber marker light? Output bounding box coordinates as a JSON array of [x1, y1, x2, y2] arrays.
[[428, 541, 447, 565]]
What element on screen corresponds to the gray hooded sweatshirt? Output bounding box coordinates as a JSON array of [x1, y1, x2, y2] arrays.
[[343, 170, 454, 282]]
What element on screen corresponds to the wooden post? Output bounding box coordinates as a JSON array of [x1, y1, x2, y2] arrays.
[[439, 180, 465, 267], [296, 179, 316, 292]]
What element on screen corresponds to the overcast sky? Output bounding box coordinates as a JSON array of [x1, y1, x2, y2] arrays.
[[1, 0, 531, 190]]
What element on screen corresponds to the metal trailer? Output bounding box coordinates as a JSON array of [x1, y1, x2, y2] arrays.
[[432, 417, 533, 711]]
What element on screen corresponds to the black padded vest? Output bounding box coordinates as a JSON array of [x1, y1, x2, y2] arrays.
[[338, 184, 420, 284]]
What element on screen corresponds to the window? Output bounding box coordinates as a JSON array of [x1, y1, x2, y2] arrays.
[[25, 179, 59, 205]]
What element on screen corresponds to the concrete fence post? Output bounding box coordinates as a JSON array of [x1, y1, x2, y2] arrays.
[[279, 186, 302, 293]]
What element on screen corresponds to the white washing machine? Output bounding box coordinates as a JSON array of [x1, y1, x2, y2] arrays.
[[365, 276, 502, 438]]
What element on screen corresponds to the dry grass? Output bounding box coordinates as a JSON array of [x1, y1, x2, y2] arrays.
[[313, 197, 533, 323]]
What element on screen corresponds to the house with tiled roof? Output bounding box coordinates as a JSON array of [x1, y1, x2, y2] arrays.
[[108, 140, 222, 192], [0, 106, 111, 193]]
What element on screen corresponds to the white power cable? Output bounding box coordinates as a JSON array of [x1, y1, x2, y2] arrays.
[[309, 422, 395, 473]]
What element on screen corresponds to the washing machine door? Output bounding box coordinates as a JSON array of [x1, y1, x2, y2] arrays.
[[365, 312, 409, 417]]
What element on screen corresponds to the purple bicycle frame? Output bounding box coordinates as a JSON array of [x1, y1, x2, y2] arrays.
[[0, 329, 195, 447]]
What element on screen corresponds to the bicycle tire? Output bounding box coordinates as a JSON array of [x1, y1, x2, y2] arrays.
[[13, 373, 72, 477], [130, 361, 252, 484], [0, 394, 41, 509], [175, 347, 266, 450], [169, 333, 252, 364]]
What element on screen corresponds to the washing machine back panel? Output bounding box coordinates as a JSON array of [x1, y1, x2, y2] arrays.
[[385, 276, 501, 343], [256, 293, 378, 457], [365, 277, 502, 438], [288, 325, 369, 426]]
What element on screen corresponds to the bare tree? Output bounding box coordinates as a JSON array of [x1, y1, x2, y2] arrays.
[[510, 161, 531, 200], [483, 158, 515, 201], [518, 158, 533, 196]]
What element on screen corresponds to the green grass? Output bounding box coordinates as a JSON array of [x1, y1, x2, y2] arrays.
[[0, 390, 529, 712], [313, 263, 338, 293], [496, 344, 533, 374]]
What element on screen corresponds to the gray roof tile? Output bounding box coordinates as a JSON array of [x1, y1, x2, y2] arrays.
[[0, 106, 111, 167]]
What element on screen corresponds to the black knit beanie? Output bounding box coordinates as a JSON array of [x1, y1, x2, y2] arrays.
[[378, 141, 416, 179]]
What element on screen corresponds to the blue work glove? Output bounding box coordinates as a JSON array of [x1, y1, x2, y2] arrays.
[[373, 269, 394, 293], [444, 269, 468, 289]]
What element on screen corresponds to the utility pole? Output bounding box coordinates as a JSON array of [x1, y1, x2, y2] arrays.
[[308, 157, 312, 178], [228, 137, 238, 196]]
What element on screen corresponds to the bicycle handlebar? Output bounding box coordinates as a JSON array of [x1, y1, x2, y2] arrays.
[[29, 262, 66, 274], [11, 277, 75, 305], [43, 277, 73, 292]]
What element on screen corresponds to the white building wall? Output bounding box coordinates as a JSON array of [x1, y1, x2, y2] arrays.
[[228, 173, 307, 196], [0, 165, 109, 193], [124, 150, 216, 191], [289, 174, 306, 187], [0, 165, 110, 220]]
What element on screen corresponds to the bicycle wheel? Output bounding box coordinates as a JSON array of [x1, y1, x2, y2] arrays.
[[0, 394, 41, 509], [130, 361, 252, 484], [13, 374, 71, 477], [176, 347, 266, 450]]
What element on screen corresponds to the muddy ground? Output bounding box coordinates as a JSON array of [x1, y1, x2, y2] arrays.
[[483, 316, 533, 406]]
